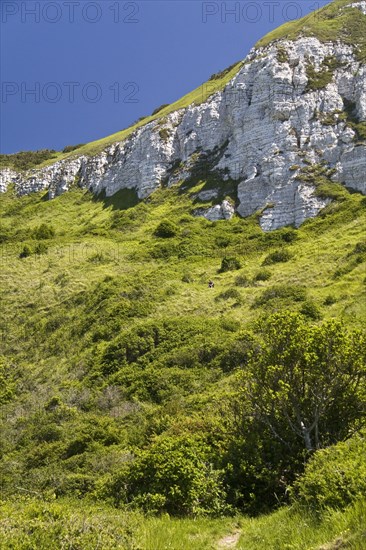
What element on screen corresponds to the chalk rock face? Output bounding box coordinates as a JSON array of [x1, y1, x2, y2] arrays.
[[347, 1, 366, 14], [1, 2, 365, 230], [194, 200, 235, 221]]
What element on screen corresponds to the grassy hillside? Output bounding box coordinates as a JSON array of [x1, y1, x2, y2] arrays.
[[256, 0, 366, 62], [1, 2, 365, 546], [0, 178, 365, 547]]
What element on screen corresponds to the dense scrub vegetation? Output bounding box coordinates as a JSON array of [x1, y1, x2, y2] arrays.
[[0, 177, 365, 547], [0, 149, 58, 171]]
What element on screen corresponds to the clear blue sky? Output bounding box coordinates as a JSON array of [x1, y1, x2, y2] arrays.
[[0, 0, 329, 154]]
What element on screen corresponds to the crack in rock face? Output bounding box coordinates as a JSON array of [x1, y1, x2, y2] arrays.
[[1, 29, 365, 230]]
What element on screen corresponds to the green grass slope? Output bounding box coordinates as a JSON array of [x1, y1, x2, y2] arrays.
[[0, 180, 365, 547], [1, 2, 366, 546], [256, 0, 366, 62]]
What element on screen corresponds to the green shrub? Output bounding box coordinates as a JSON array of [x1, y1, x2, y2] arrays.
[[306, 56, 341, 92], [262, 249, 292, 265], [215, 236, 231, 248], [182, 271, 194, 283], [34, 242, 48, 255], [352, 121, 366, 141], [19, 244, 32, 258], [62, 144, 85, 154], [0, 149, 58, 171], [120, 434, 229, 515], [234, 274, 250, 287], [254, 285, 307, 307], [219, 257, 241, 273], [159, 128, 171, 142], [324, 294, 337, 306], [294, 432, 366, 511], [277, 46, 289, 63], [154, 219, 178, 238], [219, 317, 240, 333], [216, 288, 242, 302], [0, 226, 12, 243], [34, 223, 55, 240], [352, 241, 366, 255], [254, 270, 271, 282], [151, 104, 169, 116], [279, 228, 298, 243], [179, 214, 193, 224], [150, 242, 177, 259], [55, 473, 96, 498], [300, 301, 322, 320], [208, 61, 239, 81]]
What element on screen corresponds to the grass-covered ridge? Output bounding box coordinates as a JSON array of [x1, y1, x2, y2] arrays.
[[0, 61, 243, 172], [256, 0, 366, 62]]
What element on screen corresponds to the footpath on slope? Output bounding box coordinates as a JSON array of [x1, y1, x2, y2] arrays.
[[216, 529, 242, 549]]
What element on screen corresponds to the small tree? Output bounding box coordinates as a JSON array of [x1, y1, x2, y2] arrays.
[[242, 312, 366, 452]]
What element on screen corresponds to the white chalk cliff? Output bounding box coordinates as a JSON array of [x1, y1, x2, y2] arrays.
[[1, 0, 365, 230]]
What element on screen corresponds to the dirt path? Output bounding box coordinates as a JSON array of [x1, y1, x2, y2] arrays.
[[216, 529, 241, 549]]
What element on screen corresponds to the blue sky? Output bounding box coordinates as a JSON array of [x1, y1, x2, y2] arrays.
[[1, 0, 329, 154]]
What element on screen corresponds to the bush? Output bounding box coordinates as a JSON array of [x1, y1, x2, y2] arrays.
[[154, 220, 178, 238], [19, 244, 32, 258], [294, 432, 366, 511], [219, 257, 241, 273], [182, 272, 194, 283], [208, 61, 238, 81], [234, 274, 250, 287], [150, 242, 177, 259], [254, 285, 307, 307], [121, 434, 229, 515], [352, 241, 366, 255], [306, 56, 341, 92], [300, 301, 322, 320], [34, 242, 48, 255], [0, 149, 57, 171], [151, 104, 169, 116], [55, 474, 95, 498], [277, 46, 289, 64], [262, 249, 292, 265], [324, 294, 336, 306], [62, 144, 85, 154], [159, 128, 171, 142], [34, 223, 55, 240], [215, 236, 231, 248], [279, 228, 298, 243], [0, 226, 12, 243], [216, 288, 242, 302], [254, 270, 271, 282]]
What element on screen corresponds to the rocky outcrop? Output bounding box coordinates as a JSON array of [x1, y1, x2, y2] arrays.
[[194, 200, 235, 222], [1, 4, 365, 230]]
